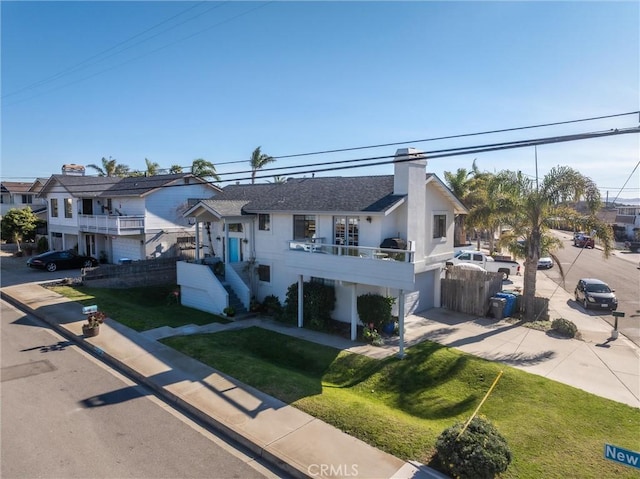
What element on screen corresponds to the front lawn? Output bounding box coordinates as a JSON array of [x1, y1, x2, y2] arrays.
[[162, 327, 640, 479], [49, 284, 230, 331]]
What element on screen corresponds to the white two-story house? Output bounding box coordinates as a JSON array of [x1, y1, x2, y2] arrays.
[[1, 180, 48, 218], [179, 148, 467, 341], [37, 172, 220, 262]]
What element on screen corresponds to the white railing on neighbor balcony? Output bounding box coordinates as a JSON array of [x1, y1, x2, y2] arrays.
[[78, 214, 145, 235], [287, 241, 414, 263]]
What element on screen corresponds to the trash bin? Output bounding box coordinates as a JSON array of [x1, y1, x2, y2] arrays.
[[496, 292, 516, 317], [490, 297, 507, 319]]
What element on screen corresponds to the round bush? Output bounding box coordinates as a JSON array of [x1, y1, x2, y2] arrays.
[[435, 416, 512, 479], [551, 318, 578, 338]]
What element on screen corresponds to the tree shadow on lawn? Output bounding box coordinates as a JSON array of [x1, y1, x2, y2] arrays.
[[325, 340, 480, 420]]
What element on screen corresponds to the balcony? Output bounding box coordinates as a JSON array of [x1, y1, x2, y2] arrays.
[[285, 241, 416, 290], [78, 214, 145, 235]]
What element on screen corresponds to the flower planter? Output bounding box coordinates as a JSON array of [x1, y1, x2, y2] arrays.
[[382, 322, 396, 335], [82, 325, 100, 337]]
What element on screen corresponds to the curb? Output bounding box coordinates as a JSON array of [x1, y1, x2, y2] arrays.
[[0, 289, 307, 479]]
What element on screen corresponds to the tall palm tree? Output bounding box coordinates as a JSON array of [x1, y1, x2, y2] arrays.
[[191, 158, 220, 181], [465, 172, 511, 253], [444, 160, 480, 246], [498, 166, 612, 321], [249, 146, 274, 184], [87, 157, 129, 177], [144, 158, 160, 176]]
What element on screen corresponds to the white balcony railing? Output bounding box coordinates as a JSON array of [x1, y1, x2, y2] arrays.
[[287, 241, 414, 262], [78, 214, 145, 235], [285, 240, 416, 290]]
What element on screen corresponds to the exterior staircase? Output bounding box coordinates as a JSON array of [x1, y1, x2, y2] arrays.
[[224, 283, 246, 315], [207, 261, 248, 315]]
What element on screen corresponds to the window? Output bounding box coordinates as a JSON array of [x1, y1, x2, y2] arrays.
[[21, 194, 33, 204], [64, 198, 73, 218], [433, 214, 447, 239], [227, 223, 243, 233], [311, 277, 334, 287], [257, 264, 270, 282], [258, 214, 270, 231], [334, 216, 359, 256], [51, 198, 58, 217], [293, 215, 315, 240]]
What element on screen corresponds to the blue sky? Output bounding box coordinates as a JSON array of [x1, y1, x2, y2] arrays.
[[2, 1, 639, 201]]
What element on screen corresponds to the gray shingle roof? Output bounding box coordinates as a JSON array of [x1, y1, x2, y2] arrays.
[[39, 173, 218, 198], [213, 176, 404, 214]]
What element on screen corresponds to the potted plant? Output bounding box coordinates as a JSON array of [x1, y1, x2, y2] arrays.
[[223, 306, 235, 317], [82, 311, 106, 337]]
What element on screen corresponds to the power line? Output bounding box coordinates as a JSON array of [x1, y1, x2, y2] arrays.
[[26, 126, 638, 194], [270, 111, 640, 160], [3, 2, 273, 106], [609, 160, 640, 205], [161, 111, 640, 172], [2, 2, 213, 99]]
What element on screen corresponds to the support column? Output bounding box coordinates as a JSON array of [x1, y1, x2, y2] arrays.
[[433, 267, 442, 308], [397, 289, 406, 359], [297, 275, 304, 328], [350, 283, 358, 341], [195, 220, 201, 262]]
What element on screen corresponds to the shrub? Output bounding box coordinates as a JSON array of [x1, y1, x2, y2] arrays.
[[435, 416, 512, 479], [357, 293, 395, 331], [262, 294, 281, 316], [362, 325, 384, 346], [551, 318, 578, 338], [282, 281, 335, 329], [36, 236, 49, 254]]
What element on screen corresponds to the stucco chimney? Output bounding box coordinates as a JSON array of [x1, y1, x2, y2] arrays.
[[61, 164, 85, 176], [393, 148, 427, 195], [394, 148, 427, 257]]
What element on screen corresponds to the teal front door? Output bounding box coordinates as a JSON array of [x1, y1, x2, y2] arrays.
[[228, 238, 240, 263]]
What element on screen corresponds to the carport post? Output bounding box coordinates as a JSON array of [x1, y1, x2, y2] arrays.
[[397, 289, 405, 359]]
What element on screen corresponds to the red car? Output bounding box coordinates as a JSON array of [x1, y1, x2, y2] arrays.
[[574, 235, 595, 249]]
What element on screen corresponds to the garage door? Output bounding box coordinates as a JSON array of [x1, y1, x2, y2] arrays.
[[112, 237, 142, 262]]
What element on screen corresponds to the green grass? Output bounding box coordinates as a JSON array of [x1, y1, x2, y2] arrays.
[[49, 284, 230, 331], [162, 327, 640, 479]]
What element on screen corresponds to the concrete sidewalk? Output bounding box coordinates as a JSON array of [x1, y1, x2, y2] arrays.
[[0, 283, 445, 479], [1, 266, 638, 479]]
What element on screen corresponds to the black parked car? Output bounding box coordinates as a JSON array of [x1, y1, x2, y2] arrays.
[[27, 250, 99, 272], [574, 278, 618, 311]]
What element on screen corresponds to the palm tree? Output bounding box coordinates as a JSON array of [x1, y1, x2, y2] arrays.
[[498, 166, 612, 321], [465, 172, 511, 253], [87, 157, 130, 177], [444, 160, 480, 246], [169, 164, 183, 174], [269, 175, 287, 184], [249, 146, 274, 184], [191, 158, 220, 181], [144, 158, 160, 176]]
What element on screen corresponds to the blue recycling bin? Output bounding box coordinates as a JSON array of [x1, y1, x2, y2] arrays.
[[495, 292, 516, 317]]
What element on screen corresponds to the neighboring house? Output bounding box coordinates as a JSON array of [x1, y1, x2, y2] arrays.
[[179, 148, 468, 342], [37, 173, 221, 262], [0, 180, 47, 218], [613, 205, 640, 240]]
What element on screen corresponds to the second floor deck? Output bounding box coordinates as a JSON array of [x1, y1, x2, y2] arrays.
[[78, 214, 145, 235]]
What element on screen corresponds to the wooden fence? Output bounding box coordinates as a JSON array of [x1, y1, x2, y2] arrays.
[[441, 268, 504, 317]]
